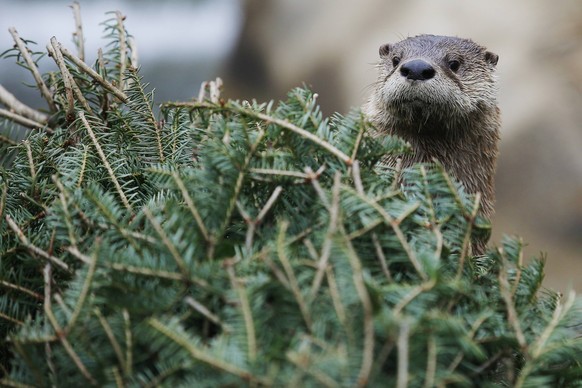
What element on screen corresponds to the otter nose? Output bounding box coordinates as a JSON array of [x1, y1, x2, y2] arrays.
[[400, 59, 435, 81]]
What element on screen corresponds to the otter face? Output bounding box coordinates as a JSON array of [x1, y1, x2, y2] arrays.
[[376, 35, 498, 127]]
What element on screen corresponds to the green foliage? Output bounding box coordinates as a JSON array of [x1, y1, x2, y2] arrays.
[[1, 10, 582, 388]]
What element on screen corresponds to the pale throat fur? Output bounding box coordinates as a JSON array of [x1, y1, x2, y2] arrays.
[[364, 34, 500, 220]]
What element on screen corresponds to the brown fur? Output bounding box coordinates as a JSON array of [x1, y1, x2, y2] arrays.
[[365, 35, 500, 253]]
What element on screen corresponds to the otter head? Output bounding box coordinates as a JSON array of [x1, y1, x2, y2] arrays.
[[373, 35, 499, 133]]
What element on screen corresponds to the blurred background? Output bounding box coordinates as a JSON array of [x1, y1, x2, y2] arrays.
[[1, 0, 581, 290]]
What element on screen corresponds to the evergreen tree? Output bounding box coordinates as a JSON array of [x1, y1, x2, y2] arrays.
[[1, 5, 581, 387]]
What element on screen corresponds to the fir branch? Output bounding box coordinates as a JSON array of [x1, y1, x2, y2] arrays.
[[225, 263, 257, 363], [340, 227, 375, 386], [217, 127, 265, 241], [94, 308, 127, 375], [53, 177, 78, 246], [310, 173, 341, 299], [393, 280, 436, 316], [498, 251, 528, 352], [305, 166, 330, 209], [172, 171, 211, 244], [0, 279, 43, 300], [456, 192, 481, 280], [353, 161, 392, 281], [66, 245, 185, 282], [510, 239, 525, 297], [8, 27, 56, 112], [166, 100, 353, 165], [345, 185, 426, 280], [44, 304, 98, 385], [142, 207, 189, 277], [277, 221, 312, 331], [66, 242, 99, 331], [286, 349, 339, 388], [243, 185, 282, 250], [148, 318, 270, 385], [5, 215, 70, 272], [530, 290, 576, 359], [78, 111, 133, 212]]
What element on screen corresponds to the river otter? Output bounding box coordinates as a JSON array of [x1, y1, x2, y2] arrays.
[[365, 34, 500, 253]]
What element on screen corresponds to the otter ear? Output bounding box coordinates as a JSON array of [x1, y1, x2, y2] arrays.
[[485, 51, 499, 66], [379, 43, 391, 58]]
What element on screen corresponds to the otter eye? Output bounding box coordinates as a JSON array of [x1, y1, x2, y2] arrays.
[[448, 60, 461, 72], [392, 57, 401, 67]]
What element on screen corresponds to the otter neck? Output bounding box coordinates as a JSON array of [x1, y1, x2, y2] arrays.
[[388, 107, 500, 217]]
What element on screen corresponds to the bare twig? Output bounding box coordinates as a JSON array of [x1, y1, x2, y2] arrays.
[[0, 108, 48, 131], [59, 44, 128, 103], [8, 27, 56, 112], [115, 11, 127, 90], [184, 296, 223, 328], [123, 310, 132, 376], [0, 84, 48, 123], [128, 37, 138, 68], [47, 39, 74, 120], [49, 38, 94, 116], [23, 140, 36, 182], [70, 2, 85, 61]]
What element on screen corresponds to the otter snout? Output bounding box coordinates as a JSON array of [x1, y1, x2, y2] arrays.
[[400, 59, 435, 81]]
